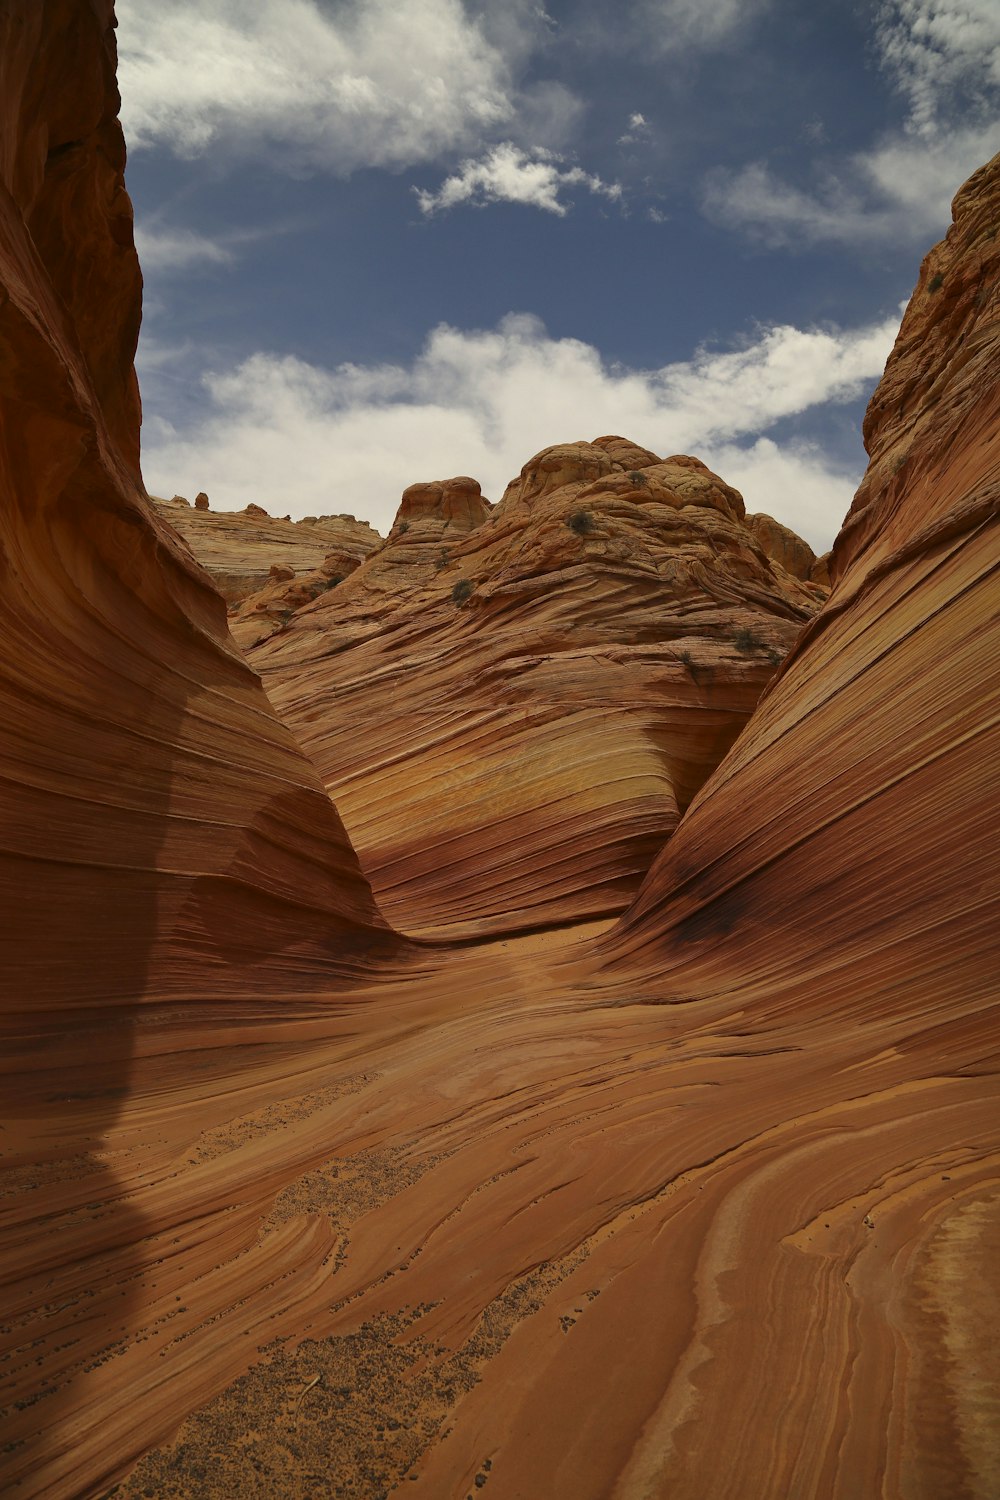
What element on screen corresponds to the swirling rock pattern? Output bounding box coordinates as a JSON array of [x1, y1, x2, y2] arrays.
[[1, 7, 998, 1500], [245, 440, 824, 937]]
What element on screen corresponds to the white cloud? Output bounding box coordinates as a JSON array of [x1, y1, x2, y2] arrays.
[[139, 311, 898, 550], [133, 225, 234, 273], [414, 143, 622, 215], [116, 0, 549, 172], [708, 438, 862, 553], [875, 0, 1000, 137], [702, 122, 997, 249], [634, 0, 771, 51], [618, 111, 651, 145], [701, 2, 999, 249]]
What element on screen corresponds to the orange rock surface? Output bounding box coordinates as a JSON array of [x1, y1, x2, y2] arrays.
[[1, 8, 998, 1500], [153, 494, 381, 604], [244, 439, 824, 936]]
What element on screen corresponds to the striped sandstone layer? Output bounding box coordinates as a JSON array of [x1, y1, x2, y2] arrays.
[[244, 445, 825, 937]]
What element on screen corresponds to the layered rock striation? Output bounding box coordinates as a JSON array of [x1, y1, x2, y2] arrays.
[[2, 8, 998, 1498], [0, 0, 399, 1034], [244, 439, 825, 936]]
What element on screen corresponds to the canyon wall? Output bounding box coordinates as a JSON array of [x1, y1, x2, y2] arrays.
[[395, 155, 1000, 1500], [0, 0, 399, 1039]]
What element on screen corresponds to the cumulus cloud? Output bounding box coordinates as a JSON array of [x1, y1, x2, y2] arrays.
[[139, 311, 898, 549], [116, 0, 547, 172], [414, 143, 622, 215], [708, 438, 866, 551], [618, 111, 651, 145]]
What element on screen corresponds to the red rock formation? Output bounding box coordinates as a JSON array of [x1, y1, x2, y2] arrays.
[[0, 1, 398, 1028], [152, 493, 381, 603], [110, 154, 1000, 1500], [243, 439, 824, 937], [2, 9, 998, 1498]]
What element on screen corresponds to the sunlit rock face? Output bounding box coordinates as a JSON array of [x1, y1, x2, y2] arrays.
[[0, 0, 398, 1032], [152, 495, 381, 604], [241, 436, 825, 937], [746, 509, 818, 579]]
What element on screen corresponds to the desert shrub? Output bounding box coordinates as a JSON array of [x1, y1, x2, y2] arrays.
[[567, 508, 595, 535], [733, 625, 766, 654], [396, 520, 410, 534], [928, 272, 944, 293], [628, 470, 650, 487], [451, 578, 474, 605]]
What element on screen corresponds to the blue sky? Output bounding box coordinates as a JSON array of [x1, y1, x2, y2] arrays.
[[118, 0, 1000, 550]]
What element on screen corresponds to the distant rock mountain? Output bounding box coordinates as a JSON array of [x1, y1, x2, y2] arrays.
[[151, 495, 381, 604], [237, 436, 826, 937]]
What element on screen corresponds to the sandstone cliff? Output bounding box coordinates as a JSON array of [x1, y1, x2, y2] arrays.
[[242, 439, 824, 936], [0, 1, 398, 1027]]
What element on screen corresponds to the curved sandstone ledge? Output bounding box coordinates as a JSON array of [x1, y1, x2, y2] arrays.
[[242, 440, 825, 938], [3, 921, 997, 1500]]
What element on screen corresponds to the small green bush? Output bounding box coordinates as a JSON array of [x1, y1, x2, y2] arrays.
[[396, 520, 410, 534], [928, 272, 944, 293], [451, 578, 474, 605], [567, 508, 595, 535], [628, 470, 650, 487]]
